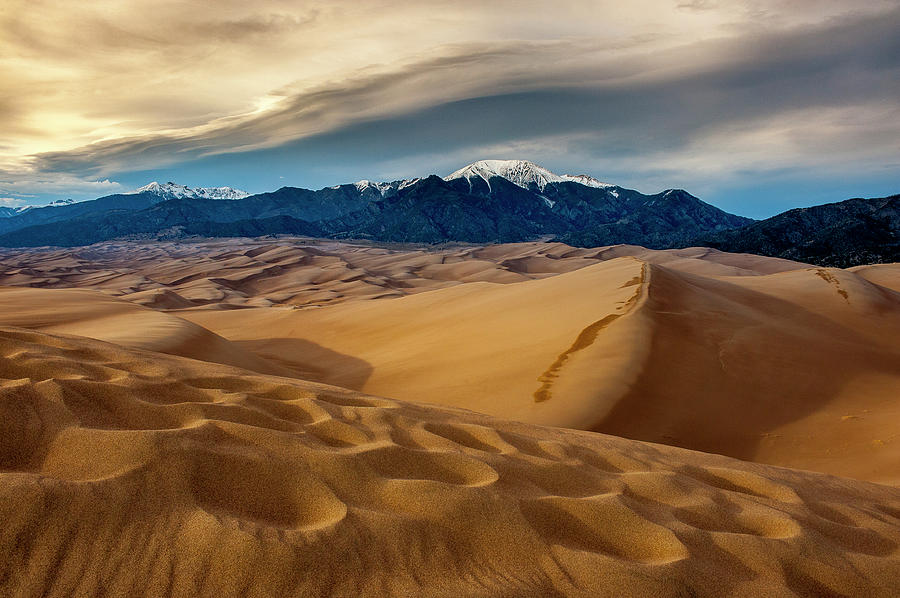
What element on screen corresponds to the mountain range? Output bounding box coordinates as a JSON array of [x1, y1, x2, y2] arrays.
[[0, 198, 74, 218], [0, 159, 895, 266], [699, 196, 900, 267]]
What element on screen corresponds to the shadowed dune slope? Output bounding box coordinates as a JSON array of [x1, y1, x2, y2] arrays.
[[851, 263, 900, 293], [601, 264, 900, 485], [2, 326, 900, 597]]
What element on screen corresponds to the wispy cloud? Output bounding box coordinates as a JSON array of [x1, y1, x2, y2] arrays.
[[0, 172, 123, 201], [1, 0, 898, 210]]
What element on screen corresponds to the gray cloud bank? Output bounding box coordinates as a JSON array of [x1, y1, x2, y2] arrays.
[[4, 2, 900, 215]]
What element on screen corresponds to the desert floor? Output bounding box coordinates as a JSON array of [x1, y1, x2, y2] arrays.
[[1, 237, 899, 596]]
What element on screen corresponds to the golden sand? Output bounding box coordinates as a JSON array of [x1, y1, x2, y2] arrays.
[[1, 238, 899, 596]]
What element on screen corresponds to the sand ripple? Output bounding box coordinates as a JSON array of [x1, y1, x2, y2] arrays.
[[2, 327, 900, 597]]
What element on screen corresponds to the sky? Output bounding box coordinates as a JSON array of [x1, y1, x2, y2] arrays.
[[1, 1, 898, 218]]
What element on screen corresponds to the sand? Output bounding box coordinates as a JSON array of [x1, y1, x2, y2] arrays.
[[184, 256, 651, 430], [1, 238, 899, 595], [2, 326, 900, 596], [0, 286, 289, 377], [0, 239, 805, 311], [128, 241, 898, 485]]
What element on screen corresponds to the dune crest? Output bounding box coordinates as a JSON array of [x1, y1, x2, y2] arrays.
[[2, 326, 900, 597]]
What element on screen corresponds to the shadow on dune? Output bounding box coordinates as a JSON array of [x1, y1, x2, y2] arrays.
[[234, 338, 374, 390], [595, 264, 900, 465]]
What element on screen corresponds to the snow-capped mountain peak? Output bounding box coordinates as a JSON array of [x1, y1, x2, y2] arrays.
[[559, 173, 614, 189], [0, 198, 76, 218], [130, 181, 250, 200], [445, 159, 613, 191], [354, 180, 395, 196], [346, 178, 422, 197]]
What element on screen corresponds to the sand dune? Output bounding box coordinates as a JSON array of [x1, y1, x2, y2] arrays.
[[184, 256, 652, 429], [2, 326, 899, 597], [0, 239, 807, 310], [3, 239, 898, 483], [1, 238, 899, 595], [602, 264, 900, 485], [169, 243, 900, 484], [851, 263, 900, 293], [0, 286, 288, 376]]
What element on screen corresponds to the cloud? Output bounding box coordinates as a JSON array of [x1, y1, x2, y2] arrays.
[[1, 0, 899, 211], [28, 7, 900, 169], [677, 0, 718, 11], [188, 12, 318, 41], [0, 172, 123, 201]]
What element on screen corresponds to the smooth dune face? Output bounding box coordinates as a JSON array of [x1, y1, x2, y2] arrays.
[[851, 263, 900, 294], [0, 286, 289, 376], [2, 327, 900, 597], [185, 256, 652, 429], [602, 264, 900, 485]]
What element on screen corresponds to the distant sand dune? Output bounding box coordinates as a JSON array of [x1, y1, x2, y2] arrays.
[[852, 263, 900, 293], [0, 287, 289, 377], [2, 326, 899, 597], [1, 239, 898, 486], [0, 240, 807, 310]]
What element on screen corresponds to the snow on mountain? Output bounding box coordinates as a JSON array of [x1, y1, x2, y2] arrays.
[[0, 198, 75, 218], [192, 186, 250, 200], [445, 159, 613, 192], [130, 181, 250, 200], [353, 180, 396, 196], [349, 178, 421, 197], [559, 173, 614, 189]]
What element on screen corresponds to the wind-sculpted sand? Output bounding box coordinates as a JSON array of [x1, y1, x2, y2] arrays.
[[0, 239, 804, 310], [2, 326, 900, 597], [0, 286, 289, 377], [3, 239, 899, 485], [185, 256, 653, 432], [92, 239, 893, 485], [2, 238, 900, 594]]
